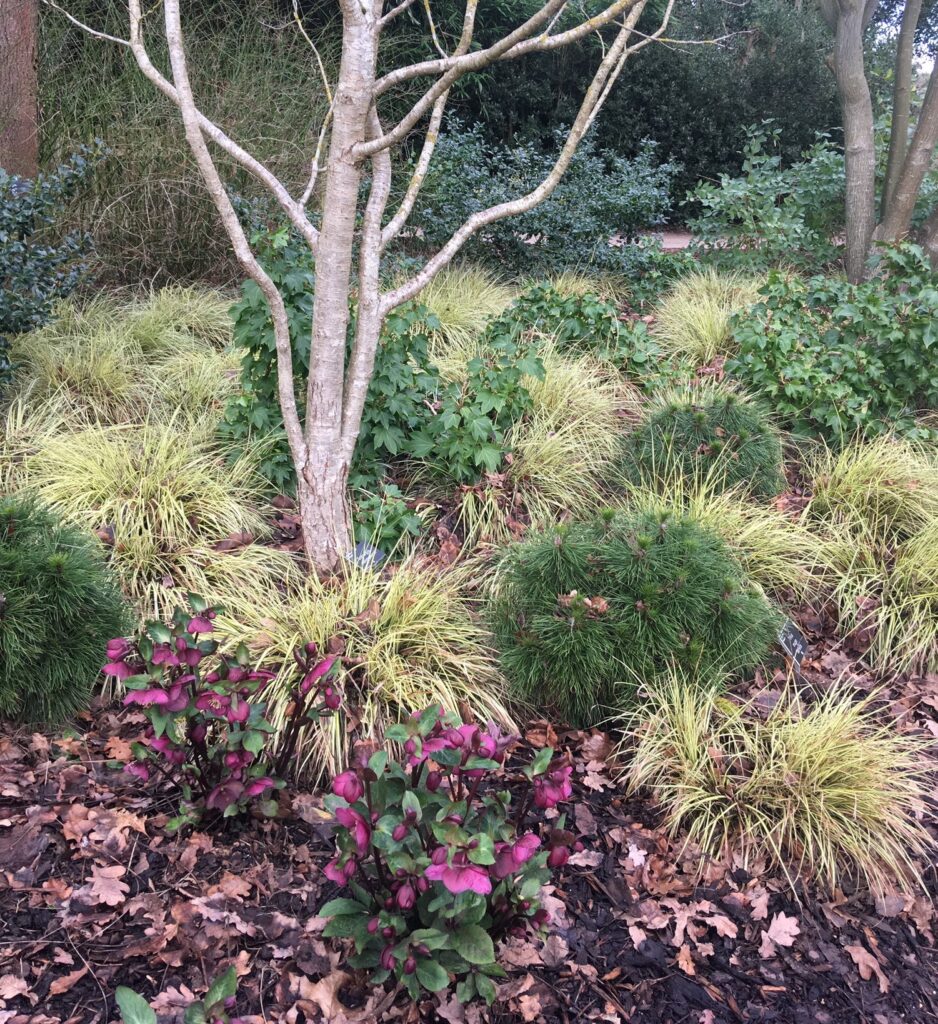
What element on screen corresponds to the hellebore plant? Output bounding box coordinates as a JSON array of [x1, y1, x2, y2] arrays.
[[105, 594, 341, 830], [319, 705, 576, 1004]]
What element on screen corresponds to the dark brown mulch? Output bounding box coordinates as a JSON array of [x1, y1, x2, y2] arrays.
[[1, 620, 937, 1024]]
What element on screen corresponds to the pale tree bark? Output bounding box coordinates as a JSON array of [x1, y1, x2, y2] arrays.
[[881, 0, 923, 215], [52, 0, 675, 572], [877, 64, 938, 241], [0, 0, 39, 177], [822, 0, 878, 283]]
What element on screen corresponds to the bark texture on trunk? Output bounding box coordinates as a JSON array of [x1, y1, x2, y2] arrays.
[[881, 0, 923, 217], [877, 66, 938, 242], [830, 0, 876, 283], [918, 204, 938, 268], [0, 0, 39, 177]]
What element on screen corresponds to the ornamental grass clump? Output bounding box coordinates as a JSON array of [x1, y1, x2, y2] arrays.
[[24, 416, 283, 619], [625, 382, 785, 499], [653, 267, 764, 365], [805, 437, 938, 675], [216, 556, 512, 781], [489, 508, 780, 725], [0, 494, 130, 722], [624, 676, 934, 895], [106, 595, 342, 830], [320, 705, 575, 1004]]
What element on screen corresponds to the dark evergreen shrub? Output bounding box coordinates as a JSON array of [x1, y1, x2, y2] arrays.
[[625, 385, 784, 498], [489, 508, 780, 726], [0, 494, 129, 722]]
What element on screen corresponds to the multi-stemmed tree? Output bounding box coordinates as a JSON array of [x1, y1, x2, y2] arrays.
[[55, 0, 674, 570]]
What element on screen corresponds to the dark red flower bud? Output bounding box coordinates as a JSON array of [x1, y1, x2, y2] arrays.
[[415, 944, 430, 956], [392, 823, 408, 842], [573, 841, 585, 852], [430, 847, 448, 865], [367, 917, 380, 933], [384, 897, 393, 910], [533, 908, 550, 927], [416, 876, 429, 893], [425, 770, 442, 792], [323, 688, 341, 711], [305, 641, 319, 656], [404, 739, 416, 755], [548, 846, 570, 869], [224, 996, 237, 1010], [395, 868, 407, 878], [380, 946, 396, 971], [382, 926, 395, 939], [396, 883, 416, 911], [403, 956, 417, 975], [189, 722, 206, 744]]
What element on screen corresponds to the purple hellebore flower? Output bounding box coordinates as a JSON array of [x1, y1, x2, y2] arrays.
[[395, 882, 416, 910], [243, 777, 274, 798], [104, 660, 133, 680], [424, 853, 492, 895], [150, 644, 180, 667], [335, 805, 371, 856], [125, 761, 150, 781], [206, 778, 244, 811], [332, 770, 364, 804], [106, 637, 131, 658], [324, 856, 356, 885], [195, 691, 249, 724], [300, 656, 337, 696], [548, 845, 570, 869], [534, 763, 573, 809], [123, 687, 170, 707], [225, 750, 254, 770], [187, 614, 215, 634], [512, 833, 541, 865]]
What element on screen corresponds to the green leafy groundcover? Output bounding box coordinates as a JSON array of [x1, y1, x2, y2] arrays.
[[490, 508, 781, 726], [728, 243, 938, 443], [0, 493, 130, 722]]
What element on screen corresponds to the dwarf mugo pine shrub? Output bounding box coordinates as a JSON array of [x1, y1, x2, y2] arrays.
[[626, 384, 784, 498], [0, 494, 129, 721], [490, 509, 780, 725]]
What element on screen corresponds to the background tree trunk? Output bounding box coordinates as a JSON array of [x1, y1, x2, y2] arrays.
[[877, 66, 938, 241], [828, 0, 877, 282], [881, 0, 923, 217], [918, 204, 938, 266], [0, 0, 39, 177]]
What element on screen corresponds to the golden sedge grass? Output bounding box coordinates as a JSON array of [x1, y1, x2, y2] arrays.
[[619, 472, 830, 600], [0, 396, 75, 493], [23, 416, 270, 618], [622, 674, 933, 895], [653, 267, 765, 364], [806, 437, 938, 675], [415, 263, 516, 362], [216, 556, 512, 783]]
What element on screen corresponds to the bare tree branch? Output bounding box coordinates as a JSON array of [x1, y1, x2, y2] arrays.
[[380, 0, 652, 314], [380, 0, 477, 248], [372, 0, 638, 101], [380, 0, 418, 27], [156, 0, 307, 471]]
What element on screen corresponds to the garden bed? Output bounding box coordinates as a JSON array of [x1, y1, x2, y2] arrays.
[[3, 612, 936, 1024]]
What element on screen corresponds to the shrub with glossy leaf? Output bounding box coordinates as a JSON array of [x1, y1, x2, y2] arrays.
[[108, 595, 341, 830], [625, 383, 785, 499], [320, 707, 574, 1004], [728, 244, 938, 444], [0, 494, 129, 722], [623, 677, 933, 894], [489, 508, 780, 725], [0, 145, 104, 384]]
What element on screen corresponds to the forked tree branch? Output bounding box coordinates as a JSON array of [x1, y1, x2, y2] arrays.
[[380, 0, 418, 27], [380, 0, 478, 248], [380, 0, 653, 314], [155, 0, 307, 469], [371, 0, 639, 102]]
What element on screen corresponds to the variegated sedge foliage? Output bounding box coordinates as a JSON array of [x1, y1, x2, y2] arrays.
[[319, 706, 575, 1004]]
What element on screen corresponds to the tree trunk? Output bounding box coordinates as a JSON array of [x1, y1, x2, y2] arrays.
[[881, 0, 923, 217], [877, 66, 938, 242], [301, 2, 379, 571], [830, 0, 877, 282], [0, 0, 39, 177]]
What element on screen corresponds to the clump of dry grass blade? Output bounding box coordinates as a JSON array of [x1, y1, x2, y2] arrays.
[[622, 674, 934, 896]]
